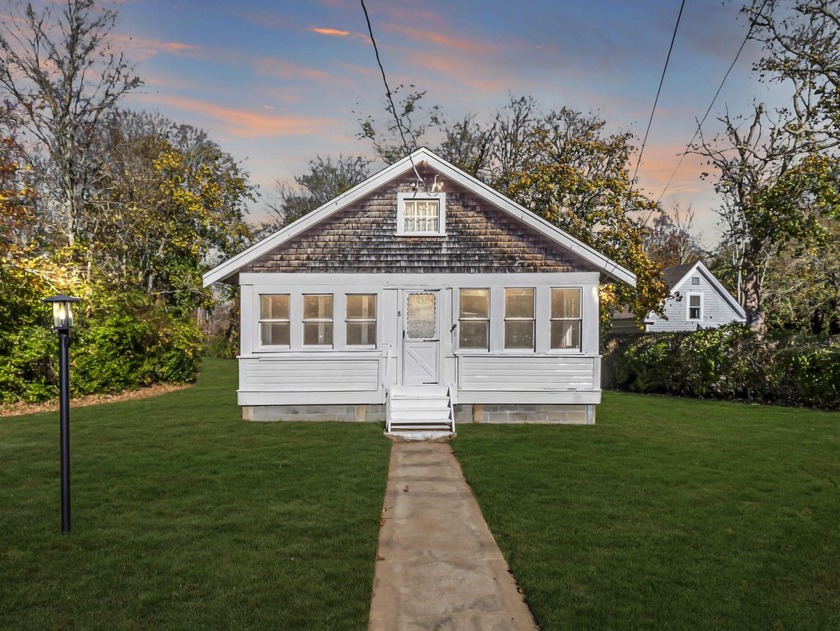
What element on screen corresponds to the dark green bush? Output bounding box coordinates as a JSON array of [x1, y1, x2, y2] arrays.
[[0, 288, 201, 404], [606, 325, 839, 410], [73, 292, 201, 394]]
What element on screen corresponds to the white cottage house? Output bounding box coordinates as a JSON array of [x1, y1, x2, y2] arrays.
[[642, 261, 746, 332], [203, 148, 635, 431]]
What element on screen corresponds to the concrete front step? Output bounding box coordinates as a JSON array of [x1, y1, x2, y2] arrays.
[[387, 385, 455, 435]]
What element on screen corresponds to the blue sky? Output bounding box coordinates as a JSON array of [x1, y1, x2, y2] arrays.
[[91, 1, 783, 243]]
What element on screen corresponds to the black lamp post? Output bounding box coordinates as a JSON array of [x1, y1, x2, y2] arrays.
[[43, 294, 81, 534]]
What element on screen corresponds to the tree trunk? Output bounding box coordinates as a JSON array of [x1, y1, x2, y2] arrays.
[[742, 263, 766, 338]]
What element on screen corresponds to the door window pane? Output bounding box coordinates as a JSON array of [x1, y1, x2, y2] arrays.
[[406, 293, 437, 339], [346, 294, 376, 346]]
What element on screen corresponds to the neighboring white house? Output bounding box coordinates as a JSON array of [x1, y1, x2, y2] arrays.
[[641, 261, 746, 333], [203, 148, 636, 431]]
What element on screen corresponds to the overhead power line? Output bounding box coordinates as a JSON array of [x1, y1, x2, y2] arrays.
[[655, 0, 771, 205], [630, 0, 687, 192], [359, 0, 423, 185]]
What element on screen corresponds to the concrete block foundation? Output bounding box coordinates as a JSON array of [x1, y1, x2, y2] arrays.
[[243, 404, 386, 422], [454, 403, 595, 425]]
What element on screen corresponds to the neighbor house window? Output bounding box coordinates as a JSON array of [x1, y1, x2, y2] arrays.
[[303, 294, 333, 346], [688, 293, 702, 320], [504, 288, 535, 350], [259, 294, 290, 346], [550, 288, 582, 350], [692, 276, 700, 286], [458, 289, 489, 350], [346, 294, 376, 346], [397, 192, 446, 235]]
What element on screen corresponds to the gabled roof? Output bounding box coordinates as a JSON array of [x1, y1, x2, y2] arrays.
[[203, 147, 636, 287], [665, 260, 746, 320]]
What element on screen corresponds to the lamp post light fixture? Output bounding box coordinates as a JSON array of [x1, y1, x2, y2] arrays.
[[43, 294, 81, 534]]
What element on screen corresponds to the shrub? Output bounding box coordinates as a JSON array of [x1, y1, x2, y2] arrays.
[[606, 325, 838, 410]]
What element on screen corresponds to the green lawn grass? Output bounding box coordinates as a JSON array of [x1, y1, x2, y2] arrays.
[[453, 394, 840, 630], [0, 358, 391, 630]]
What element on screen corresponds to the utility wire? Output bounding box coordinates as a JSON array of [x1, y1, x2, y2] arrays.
[[359, 0, 424, 186], [630, 0, 687, 193], [655, 0, 770, 206]]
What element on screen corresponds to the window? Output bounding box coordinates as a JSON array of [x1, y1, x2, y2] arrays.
[[303, 294, 333, 346], [458, 289, 489, 350], [504, 288, 534, 350], [406, 292, 437, 339], [550, 288, 582, 350], [688, 293, 702, 320], [346, 294, 376, 346], [691, 276, 700, 286], [259, 294, 290, 346], [397, 192, 445, 235]]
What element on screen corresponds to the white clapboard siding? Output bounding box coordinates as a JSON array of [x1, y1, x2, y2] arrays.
[[240, 356, 380, 392], [458, 356, 596, 391]]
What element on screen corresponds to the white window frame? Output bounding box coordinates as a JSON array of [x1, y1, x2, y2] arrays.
[[397, 192, 446, 236], [302, 294, 334, 347], [687, 292, 703, 321], [258, 294, 291, 348], [503, 287, 536, 351], [345, 293, 377, 348], [549, 287, 582, 351], [457, 288, 490, 352]]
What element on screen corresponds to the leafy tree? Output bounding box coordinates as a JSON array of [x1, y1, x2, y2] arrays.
[[763, 219, 840, 334], [89, 110, 254, 316], [258, 155, 371, 236], [360, 94, 668, 323], [500, 108, 667, 323], [696, 0, 839, 337], [0, 0, 141, 246]]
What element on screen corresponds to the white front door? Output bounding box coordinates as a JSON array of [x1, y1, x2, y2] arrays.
[[402, 290, 440, 385]]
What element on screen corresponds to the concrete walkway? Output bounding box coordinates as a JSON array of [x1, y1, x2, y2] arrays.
[[368, 441, 539, 631]]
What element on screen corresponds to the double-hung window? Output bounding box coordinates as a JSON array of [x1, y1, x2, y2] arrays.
[[504, 288, 535, 350], [458, 289, 489, 350], [550, 288, 581, 350], [688, 293, 702, 320], [259, 294, 290, 346], [303, 294, 333, 346], [346, 294, 377, 346]]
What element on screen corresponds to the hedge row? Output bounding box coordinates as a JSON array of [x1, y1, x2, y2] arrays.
[[604, 324, 840, 410]]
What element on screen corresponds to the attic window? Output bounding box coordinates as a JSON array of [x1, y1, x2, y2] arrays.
[[691, 276, 700, 286], [397, 192, 446, 236]]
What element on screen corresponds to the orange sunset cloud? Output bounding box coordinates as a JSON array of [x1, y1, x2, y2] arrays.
[[137, 94, 332, 139]]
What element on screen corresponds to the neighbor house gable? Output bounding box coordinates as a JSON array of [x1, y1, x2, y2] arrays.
[[668, 261, 745, 320], [203, 148, 636, 287]]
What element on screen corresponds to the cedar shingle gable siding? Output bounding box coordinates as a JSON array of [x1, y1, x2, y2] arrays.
[[244, 170, 597, 275]]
